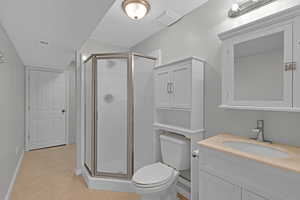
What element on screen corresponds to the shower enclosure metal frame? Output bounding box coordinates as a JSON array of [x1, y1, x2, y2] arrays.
[[83, 52, 156, 179]]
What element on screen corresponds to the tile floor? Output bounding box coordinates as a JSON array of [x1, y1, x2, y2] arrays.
[[10, 144, 187, 200], [10, 145, 139, 200]]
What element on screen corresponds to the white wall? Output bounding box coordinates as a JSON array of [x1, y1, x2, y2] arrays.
[[0, 23, 25, 199], [133, 0, 300, 146], [80, 39, 129, 57]]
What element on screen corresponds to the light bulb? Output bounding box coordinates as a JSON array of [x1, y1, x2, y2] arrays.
[[231, 3, 240, 12], [82, 55, 87, 61]]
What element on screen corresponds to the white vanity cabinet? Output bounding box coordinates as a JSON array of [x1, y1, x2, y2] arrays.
[[199, 171, 241, 200], [198, 145, 300, 200], [219, 7, 300, 112], [199, 169, 269, 200]]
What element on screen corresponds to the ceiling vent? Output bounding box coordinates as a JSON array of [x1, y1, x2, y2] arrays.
[[156, 10, 182, 27]]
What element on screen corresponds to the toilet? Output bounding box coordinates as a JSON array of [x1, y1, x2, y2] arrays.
[[132, 134, 190, 200]]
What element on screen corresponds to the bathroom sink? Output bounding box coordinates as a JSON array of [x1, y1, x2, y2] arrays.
[[223, 141, 289, 158]]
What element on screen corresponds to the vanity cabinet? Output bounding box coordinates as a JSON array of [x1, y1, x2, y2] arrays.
[[155, 65, 191, 108], [199, 171, 241, 200], [199, 169, 270, 200], [197, 144, 300, 200], [219, 9, 300, 112]]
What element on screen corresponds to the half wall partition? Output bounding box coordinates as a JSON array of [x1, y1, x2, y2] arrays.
[[84, 53, 156, 179]]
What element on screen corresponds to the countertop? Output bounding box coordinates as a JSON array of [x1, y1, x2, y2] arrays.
[[198, 133, 300, 174]]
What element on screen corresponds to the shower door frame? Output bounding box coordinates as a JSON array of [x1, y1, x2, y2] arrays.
[[84, 52, 156, 179]]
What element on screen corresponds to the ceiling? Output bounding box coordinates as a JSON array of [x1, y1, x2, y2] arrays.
[[0, 0, 115, 68], [90, 0, 209, 48]]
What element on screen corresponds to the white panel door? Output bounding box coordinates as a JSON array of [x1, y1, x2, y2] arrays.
[[171, 65, 191, 108], [199, 171, 241, 200], [29, 70, 66, 150], [155, 70, 171, 108]]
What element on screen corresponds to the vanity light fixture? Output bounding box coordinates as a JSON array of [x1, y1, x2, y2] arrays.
[[82, 55, 88, 62], [228, 0, 277, 18], [122, 0, 151, 20]]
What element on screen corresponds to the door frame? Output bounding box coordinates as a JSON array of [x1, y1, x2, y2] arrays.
[[25, 66, 69, 151]]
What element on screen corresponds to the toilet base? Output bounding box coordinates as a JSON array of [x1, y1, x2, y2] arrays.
[[139, 183, 179, 200]]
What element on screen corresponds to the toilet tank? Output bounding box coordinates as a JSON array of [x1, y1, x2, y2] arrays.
[[160, 134, 190, 170]]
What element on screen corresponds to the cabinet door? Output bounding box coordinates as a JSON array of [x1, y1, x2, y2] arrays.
[[199, 171, 241, 200], [293, 16, 300, 108], [226, 23, 293, 108], [155, 70, 171, 108], [243, 190, 268, 200], [171, 65, 191, 108]]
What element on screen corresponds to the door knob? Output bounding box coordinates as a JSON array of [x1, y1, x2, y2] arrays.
[[61, 109, 66, 113]]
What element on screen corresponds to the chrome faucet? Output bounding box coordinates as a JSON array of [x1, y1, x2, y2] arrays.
[[251, 120, 272, 143]]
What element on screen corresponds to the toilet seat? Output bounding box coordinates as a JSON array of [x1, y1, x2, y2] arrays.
[[132, 162, 175, 188]]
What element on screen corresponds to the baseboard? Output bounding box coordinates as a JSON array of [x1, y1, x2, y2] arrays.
[[82, 168, 134, 193], [4, 151, 24, 200], [74, 168, 82, 176]]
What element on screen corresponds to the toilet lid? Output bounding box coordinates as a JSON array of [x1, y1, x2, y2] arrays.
[[132, 162, 174, 187]]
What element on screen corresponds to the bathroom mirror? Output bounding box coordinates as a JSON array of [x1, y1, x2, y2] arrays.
[[233, 31, 284, 101], [221, 23, 294, 109]]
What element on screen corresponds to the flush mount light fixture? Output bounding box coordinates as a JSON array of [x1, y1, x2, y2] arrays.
[[122, 0, 151, 20], [228, 0, 277, 18]]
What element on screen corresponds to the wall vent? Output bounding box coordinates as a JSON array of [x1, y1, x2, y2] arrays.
[[156, 10, 182, 27]]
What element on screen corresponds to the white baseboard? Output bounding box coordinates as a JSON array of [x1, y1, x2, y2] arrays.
[[82, 168, 134, 193], [74, 168, 82, 176], [4, 151, 24, 200]]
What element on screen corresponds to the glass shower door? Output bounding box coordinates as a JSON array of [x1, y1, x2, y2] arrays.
[[96, 57, 133, 178]]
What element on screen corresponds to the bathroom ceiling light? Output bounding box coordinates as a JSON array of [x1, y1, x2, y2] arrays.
[[231, 3, 240, 12], [122, 0, 151, 20], [228, 0, 276, 18]]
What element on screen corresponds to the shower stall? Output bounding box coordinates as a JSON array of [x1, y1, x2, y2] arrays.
[[84, 52, 156, 179]]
